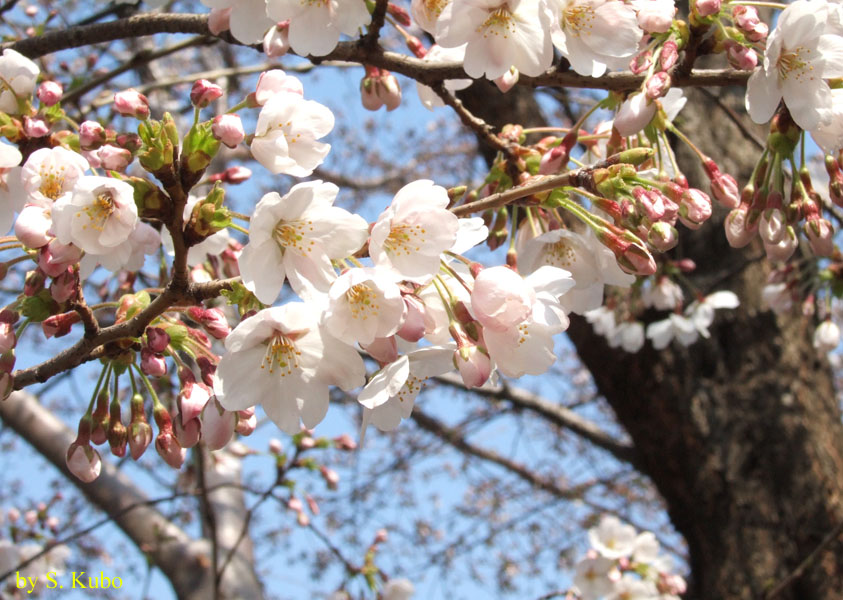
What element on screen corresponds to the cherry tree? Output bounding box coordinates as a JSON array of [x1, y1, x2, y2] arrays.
[[0, 0, 842, 598]]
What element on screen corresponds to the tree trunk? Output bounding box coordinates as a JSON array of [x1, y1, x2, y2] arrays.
[[460, 79, 843, 599]]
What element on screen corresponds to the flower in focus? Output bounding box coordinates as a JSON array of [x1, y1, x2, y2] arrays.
[[215, 303, 365, 434], [251, 92, 334, 176], [266, 0, 371, 56], [238, 181, 368, 302], [0, 49, 40, 113]]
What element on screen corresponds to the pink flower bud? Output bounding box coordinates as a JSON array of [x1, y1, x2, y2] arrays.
[[306, 494, 319, 515], [24, 510, 37, 526], [46, 516, 60, 532], [128, 422, 153, 461], [702, 159, 740, 209], [320, 465, 340, 489], [201, 397, 236, 450], [0, 322, 15, 354], [732, 5, 760, 29], [235, 411, 257, 436], [296, 510, 310, 526], [113, 89, 150, 119], [141, 348, 167, 377], [374, 528, 388, 544], [255, 69, 303, 105], [805, 218, 834, 257], [677, 188, 712, 229], [288, 497, 304, 512], [268, 438, 283, 454], [647, 221, 678, 251], [660, 40, 679, 71], [37, 80, 63, 106], [695, 0, 721, 18], [42, 311, 81, 339], [360, 71, 383, 111], [614, 92, 655, 137], [66, 443, 101, 483], [263, 22, 291, 58], [98, 144, 132, 171], [759, 206, 785, 245], [645, 72, 671, 100], [174, 417, 201, 449], [494, 66, 519, 93], [190, 79, 223, 108], [146, 327, 170, 353], [212, 113, 245, 148], [387, 2, 412, 26], [539, 144, 568, 175], [633, 187, 666, 221], [725, 41, 758, 70], [78, 120, 106, 150], [23, 116, 49, 138], [334, 433, 357, 451], [629, 50, 652, 74], [50, 268, 77, 303], [454, 345, 492, 388], [207, 7, 232, 35], [193, 307, 230, 339], [724, 205, 756, 248], [298, 435, 316, 449], [156, 430, 186, 468], [178, 380, 212, 425], [38, 241, 82, 278], [7, 508, 19, 522], [764, 226, 798, 262]]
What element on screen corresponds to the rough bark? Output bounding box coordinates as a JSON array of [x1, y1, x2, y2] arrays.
[[460, 79, 843, 599], [0, 391, 263, 600]]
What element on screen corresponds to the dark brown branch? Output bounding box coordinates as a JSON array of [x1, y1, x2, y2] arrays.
[[3, 13, 750, 93], [362, 0, 389, 48], [12, 277, 238, 389], [431, 82, 512, 156]]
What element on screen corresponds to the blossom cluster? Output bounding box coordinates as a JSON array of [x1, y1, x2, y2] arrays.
[[572, 515, 686, 600]]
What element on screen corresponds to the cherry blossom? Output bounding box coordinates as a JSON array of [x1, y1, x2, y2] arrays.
[[587, 515, 637, 559], [550, 0, 643, 77], [21, 147, 89, 207], [201, 0, 274, 44], [645, 313, 698, 349], [416, 44, 472, 110], [239, 181, 368, 303], [251, 92, 334, 176], [324, 267, 406, 345], [435, 0, 555, 79], [412, 0, 451, 33], [746, 0, 843, 131], [369, 180, 459, 283], [573, 556, 617, 599], [0, 141, 23, 233], [0, 48, 40, 113], [358, 345, 455, 436], [266, 0, 371, 57], [518, 228, 635, 315], [215, 303, 365, 434], [813, 320, 840, 353], [52, 176, 138, 255]]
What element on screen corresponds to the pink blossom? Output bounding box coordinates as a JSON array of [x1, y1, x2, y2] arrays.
[[66, 443, 101, 483], [113, 88, 150, 119], [212, 113, 245, 148], [37, 80, 63, 106], [190, 79, 223, 108]]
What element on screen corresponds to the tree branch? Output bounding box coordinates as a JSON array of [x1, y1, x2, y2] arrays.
[[0, 391, 260, 599], [435, 372, 640, 468], [3, 13, 750, 93]]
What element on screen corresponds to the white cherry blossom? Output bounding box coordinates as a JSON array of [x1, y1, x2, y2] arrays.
[[0, 49, 40, 113], [646, 313, 698, 349], [573, 556, 617, 599], [413, 0, 452, 33], [588, 515, 637, 559], [550, 0, 643, 77], [251, 91, 334, 177], [21, 147, 89, 207], [746, 0, 843, 131], [814, 320, 840, 353], [324, 267, 406, 345], [518, 228, 635, 314], [0, 141, 23, 233], [369, 179, 459, 283], [358, 345, 455, 436], [239, 181, 368, 303], [435, 0, 555, 79], [266, 0, 371, 56], [686, 291, 739, 338], [215, 303, 365, 434], [201, 0, 274, 44], [52, 176, 138, 255]]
